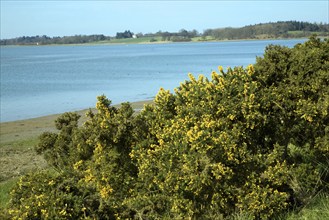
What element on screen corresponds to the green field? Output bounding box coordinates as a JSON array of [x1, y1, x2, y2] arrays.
[[288, 30, 328, 35], [92, 36, 165, 44]]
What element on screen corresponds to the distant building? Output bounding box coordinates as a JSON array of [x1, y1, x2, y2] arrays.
[[132, 34, 138, 39]]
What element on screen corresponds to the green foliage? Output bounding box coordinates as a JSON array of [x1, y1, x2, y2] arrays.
[[35, 112, 81, 169], [8, 96, 138, 219], [7, 171, 86, 219], [116, 30, 134, 39], [254, 35, 329, 203], [204, 21, 329, 40], [5, 37, 329, 219]]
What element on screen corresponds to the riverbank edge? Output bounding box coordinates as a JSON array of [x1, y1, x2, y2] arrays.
[[1, 36, 323, 47]]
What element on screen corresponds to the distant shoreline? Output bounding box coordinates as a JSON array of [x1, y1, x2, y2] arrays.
[[2, 21, 328, 47], [1, 36, 323, 47]]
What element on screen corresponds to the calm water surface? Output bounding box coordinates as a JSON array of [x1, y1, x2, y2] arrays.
[[1, 39, 306, 122]]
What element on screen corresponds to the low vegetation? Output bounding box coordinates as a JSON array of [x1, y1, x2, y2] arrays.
[[1, 36, 328, 219]]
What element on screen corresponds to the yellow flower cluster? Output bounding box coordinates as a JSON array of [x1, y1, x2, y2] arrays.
[[73, 160, 83, 170], [99, 185, 113, 199], [84, 169, 95, 183]]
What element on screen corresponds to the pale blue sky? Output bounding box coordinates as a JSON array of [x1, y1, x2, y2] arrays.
[[1, 0, 328, 39]]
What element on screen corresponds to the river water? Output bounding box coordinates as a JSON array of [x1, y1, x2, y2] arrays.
[[0, 39, 306, 122]]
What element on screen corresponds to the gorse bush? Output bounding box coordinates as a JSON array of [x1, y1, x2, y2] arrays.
[[6, 36, 329, 219], [8, 99, 139, 219], [128, 66, 291, 219]]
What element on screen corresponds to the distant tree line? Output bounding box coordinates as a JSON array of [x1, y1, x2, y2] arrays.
[[0, 34, 109, 45], [115, 30, 134, 39], [203, 21, 329, 40], [1, 21, 328, 45], [156, 29, 199, 42], [127, 29, 199, 42]]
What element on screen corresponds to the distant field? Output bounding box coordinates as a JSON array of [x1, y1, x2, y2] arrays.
[[106, 36, 223, 44], [288, 30, 328, 35], [95, 36, 164, 44]]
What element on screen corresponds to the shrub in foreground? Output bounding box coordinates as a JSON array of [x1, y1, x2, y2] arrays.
[[6, 36, 329, 219]]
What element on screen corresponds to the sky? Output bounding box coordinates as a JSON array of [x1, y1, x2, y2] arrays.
[[1, 0, 328, 39]]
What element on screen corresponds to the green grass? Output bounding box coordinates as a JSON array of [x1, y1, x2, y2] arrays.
[[229, 193, 329, 220], [191, 36, 216, 41], [284, 193, 329, 220], [0, 178, 18, 209], [1, 136, 39, 151], [203, 193, 329, 220]]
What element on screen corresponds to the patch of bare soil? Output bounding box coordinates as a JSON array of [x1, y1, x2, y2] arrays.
[[0, 147, 47, 182]]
